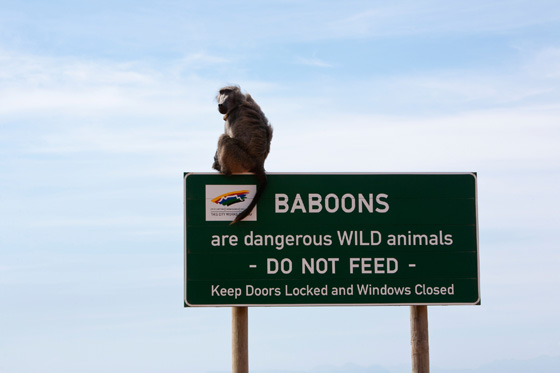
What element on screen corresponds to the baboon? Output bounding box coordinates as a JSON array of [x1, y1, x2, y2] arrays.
[[213, 85, 273, 224]]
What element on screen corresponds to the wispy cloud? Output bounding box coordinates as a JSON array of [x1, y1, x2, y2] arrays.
[[179, 52, 231, 67], [528, 47, 560, 78], [0, 49, 219, 118], [294, 55, 334, 68], [329, 1, 560, 39]]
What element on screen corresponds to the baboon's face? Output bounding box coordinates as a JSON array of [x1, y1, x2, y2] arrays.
[[217, 88, 239, 114]]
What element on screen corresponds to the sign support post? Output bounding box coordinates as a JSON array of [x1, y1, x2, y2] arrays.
[[232, 306, 248, 373], [410, 305, 430, 373]]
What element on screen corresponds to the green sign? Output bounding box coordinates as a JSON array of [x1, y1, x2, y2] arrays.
[[184, 173, 480, 307]]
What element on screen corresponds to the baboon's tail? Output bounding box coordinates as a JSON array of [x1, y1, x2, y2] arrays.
[[230, 169, 267, 225]]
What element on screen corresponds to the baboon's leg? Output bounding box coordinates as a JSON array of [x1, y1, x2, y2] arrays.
[[218, 136, 256, 175], [212, 151, 221, 172]]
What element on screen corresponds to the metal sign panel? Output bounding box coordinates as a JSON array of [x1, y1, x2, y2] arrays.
[[184, 173, 479, 307]]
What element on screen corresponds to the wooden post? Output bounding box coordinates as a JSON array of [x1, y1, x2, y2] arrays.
[[232, 307, 248, 373], [410, 305, 430, 373]]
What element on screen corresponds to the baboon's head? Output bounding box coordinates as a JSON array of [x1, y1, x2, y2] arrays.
[[216, 86, 242, 115]]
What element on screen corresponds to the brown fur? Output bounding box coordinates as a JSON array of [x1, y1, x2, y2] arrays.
[[213, 86, 273, 223]]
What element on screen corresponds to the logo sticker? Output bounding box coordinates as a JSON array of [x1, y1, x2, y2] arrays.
[[205, 185, 257, 221], [211, 190, 249, 206]]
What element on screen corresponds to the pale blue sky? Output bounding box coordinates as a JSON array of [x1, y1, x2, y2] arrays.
[[1, 1, 560, 372]]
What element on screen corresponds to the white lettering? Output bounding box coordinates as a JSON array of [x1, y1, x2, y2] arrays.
[[275, 193, 289, 213], [375, 193, 389, 213], [341, 193, 356, 213], [349, 258, 399, 274], [325, 193, 339, 213], [274, 192, 390, 214], [266, 258, 292, 274], [358, 194, 373, 213], [308, 193, 322, 213], [290, 194, 306, 213]]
